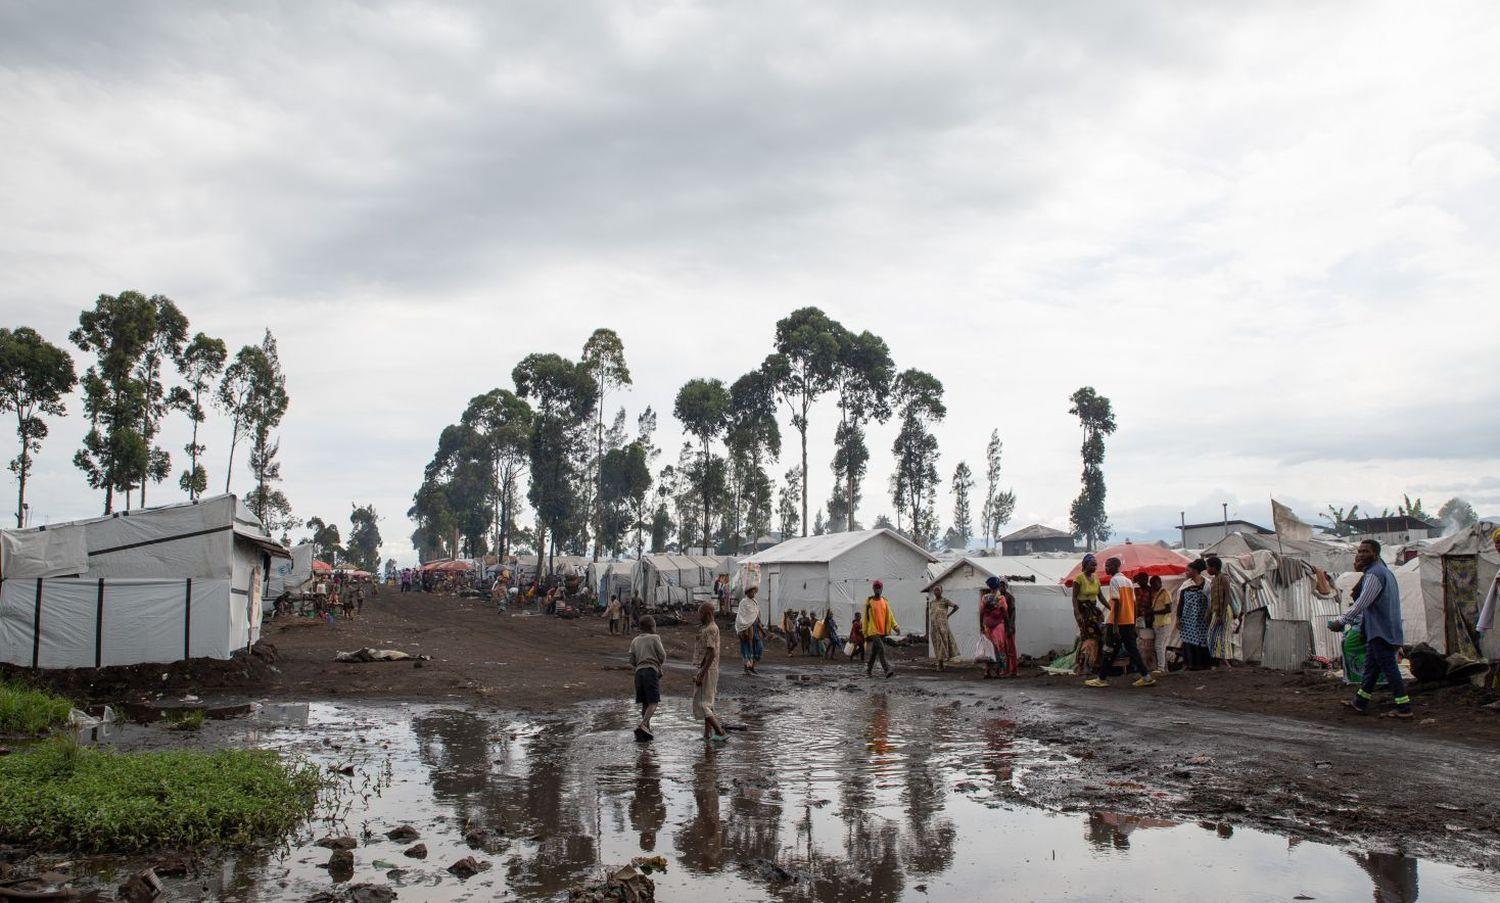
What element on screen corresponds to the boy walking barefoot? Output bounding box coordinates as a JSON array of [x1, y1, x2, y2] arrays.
[[629, 616, 666, 741]]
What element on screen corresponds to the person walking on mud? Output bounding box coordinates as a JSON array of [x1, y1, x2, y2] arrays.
[[862, 580, 899, 679], [735, 586, 764, 675], [629, 616, 666, 741], [606, 594, 624, 635], [693, 602, 729, 742], [998, 578, 1019, 678], [1328, 539, 1413, 719], [1085, 557, 1155, 688]]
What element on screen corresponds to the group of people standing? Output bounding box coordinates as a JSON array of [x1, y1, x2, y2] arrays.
[[925, 579, 1019, 677], [1070, 553, 1238, 686]]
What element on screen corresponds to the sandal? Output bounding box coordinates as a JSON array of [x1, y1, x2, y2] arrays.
[[1384, 710, 1414, 720], [1341, 700, 1368, 715]]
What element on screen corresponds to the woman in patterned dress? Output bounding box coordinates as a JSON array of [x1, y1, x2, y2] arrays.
[[1176, 559, 1212, 671], [927, 584, 960, 670]]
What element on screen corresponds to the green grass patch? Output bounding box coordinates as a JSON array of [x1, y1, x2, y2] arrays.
[[0, 680, 73, 735], [0, 739, 322, 851]]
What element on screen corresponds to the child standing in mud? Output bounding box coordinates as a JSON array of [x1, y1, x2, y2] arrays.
[[629, 616, 666, 741]]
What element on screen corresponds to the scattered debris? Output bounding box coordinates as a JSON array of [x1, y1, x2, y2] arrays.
[[402, 844, 427, 859], [568, 865, 656, 902], [116, 868, 163, 903], [630, 855, 668, 874], [384, 825, 420, 843], [316, 836, 358, 851], [447, 857, 490, 879], [335, 648, 431, 663]]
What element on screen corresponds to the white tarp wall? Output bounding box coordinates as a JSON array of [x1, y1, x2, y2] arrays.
[[0, 494, 280, 667], [0, 577, 254, 667], [268, 543, 315, 604], [826, 534, 932, 637], [926, 559, 1079, 661]]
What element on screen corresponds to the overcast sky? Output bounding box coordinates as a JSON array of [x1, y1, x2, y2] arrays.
[[3, 1, 1499, 561]]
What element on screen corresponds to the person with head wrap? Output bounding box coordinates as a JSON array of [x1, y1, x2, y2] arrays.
[[1478, 527, 1500, 638], [862, 579, 899, 678], [1071, 554, 1105, 674], [996, 578, 1019, 677], [979, 577, 1005, 678], [927, 583, 960, 671]]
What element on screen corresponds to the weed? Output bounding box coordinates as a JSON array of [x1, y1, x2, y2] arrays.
[[165, 708, 205, 731], [0, 738, 322, 851], [0, 680, 73, 735]]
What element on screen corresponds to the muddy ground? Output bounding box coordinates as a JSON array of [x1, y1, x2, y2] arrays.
[[11, 589, 1500, 878]]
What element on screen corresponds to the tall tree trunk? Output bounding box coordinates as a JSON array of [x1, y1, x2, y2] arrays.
[[225, 418, 240, 494], [187, 390, 202, 501], [701, 439, 711, 554], [593, 382, 603, 561], [15, 414, 27, 528], [104, 482, 113, 514], [800, 400, 809, 537]]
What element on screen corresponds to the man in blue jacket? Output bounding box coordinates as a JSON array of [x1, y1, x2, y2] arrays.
[[1329, 539, 1412, 719]]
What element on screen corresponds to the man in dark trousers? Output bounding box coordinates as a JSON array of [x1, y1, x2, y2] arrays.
[[1329, 539, 1412, 718]]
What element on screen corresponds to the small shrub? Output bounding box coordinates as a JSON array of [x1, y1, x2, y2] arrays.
[[166, 708, 205, 731], [0, 680, 73, 735], [0, 739, 322, 851]]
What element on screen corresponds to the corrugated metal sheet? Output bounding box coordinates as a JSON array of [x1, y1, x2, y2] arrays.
[[1260, 619, 1315, 670]]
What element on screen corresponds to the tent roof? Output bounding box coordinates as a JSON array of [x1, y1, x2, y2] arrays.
[[1424, 522, 1500, 557], [1000, 524, 1074, 542], [743, 528, 938, 565], [924, 555, 1078, 591]]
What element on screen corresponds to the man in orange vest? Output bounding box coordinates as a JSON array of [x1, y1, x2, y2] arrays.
[[862, 580, 899, 679]]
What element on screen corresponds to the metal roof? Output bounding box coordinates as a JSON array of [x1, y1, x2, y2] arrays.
[[743, 528, 938, 565]]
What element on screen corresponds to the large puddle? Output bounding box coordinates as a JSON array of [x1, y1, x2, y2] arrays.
[[84, 691, 1500, 901]]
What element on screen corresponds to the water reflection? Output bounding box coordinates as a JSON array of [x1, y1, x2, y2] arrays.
[[127, 693, 1498, 901]]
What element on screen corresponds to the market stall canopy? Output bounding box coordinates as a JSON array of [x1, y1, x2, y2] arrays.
[[1061, 543, 1191, 586]]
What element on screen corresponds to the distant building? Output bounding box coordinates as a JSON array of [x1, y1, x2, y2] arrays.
[[1343, 515, 1436, 547], [1179, 519, 1272, 550], [1000, 524, 1078, 556]]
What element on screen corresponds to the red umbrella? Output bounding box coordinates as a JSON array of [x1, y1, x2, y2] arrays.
[[312, 559, 333, 575], [1061, 542, 1191, 586]]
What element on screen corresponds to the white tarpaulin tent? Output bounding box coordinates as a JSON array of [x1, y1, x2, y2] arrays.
[[923, 556, 1079, 660], [739, 529, 938, 633], [267, 543, 316, 606], [1413, 524, 1500, 670], [0, 494, 288, 668]]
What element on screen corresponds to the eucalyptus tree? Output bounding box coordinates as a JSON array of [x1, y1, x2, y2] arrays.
[[950, 461, 974, 548], [133, 295, 188, 507], [762, 307, 842, 535], [460, 388, 532, 561], [1067, 387, 1116, 551], [513, 353, 597, 575], [0, 327, 76, 526], [305, 516, 343, 565], [171, 333, 226, 500], [600, 442, 651, 558], [580, 329, 631, 560], [71, 291, 155, 512], [673, 377, 731, 553], [347, 504, 382, 572], [831, 328, 893, 531], [236, 331, 294, 535], [725, 370, 780, 553], [980, 429, 1016, 548], [778, 466, 802, 539], [889, 369, 945, 547]]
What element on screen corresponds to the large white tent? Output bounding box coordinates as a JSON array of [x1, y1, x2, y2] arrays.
[[739, 529, 937, 632], [637, 554, 732, 608], [1412, 523, 1499, 670], [0, 494, 287, 668], [923, 556, 1079, 660]]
